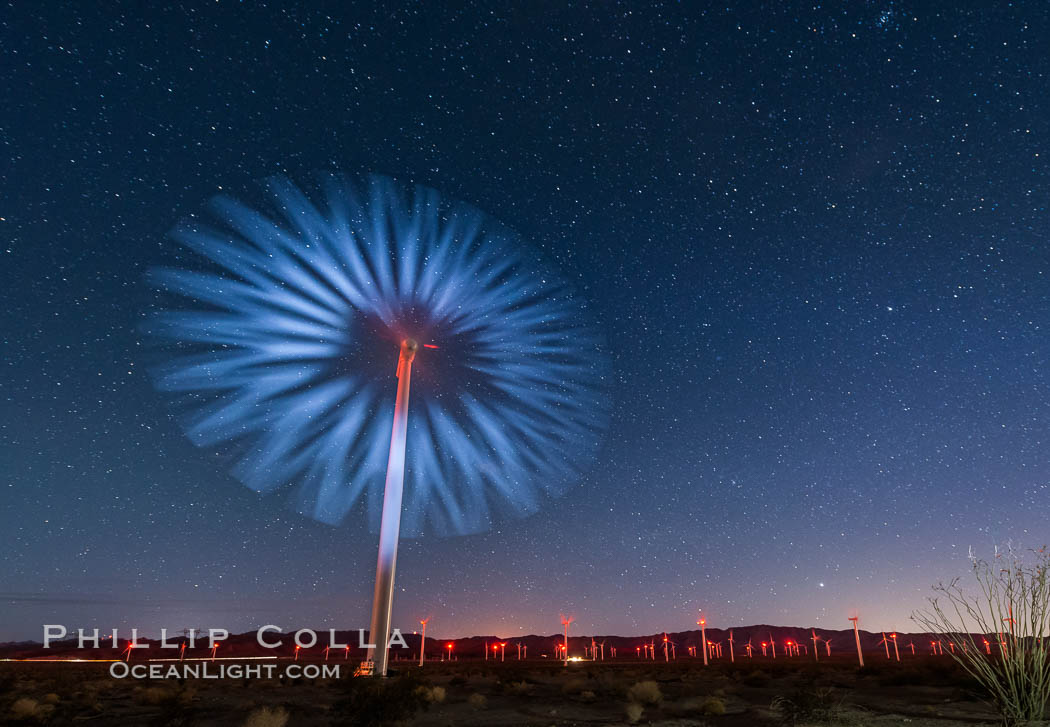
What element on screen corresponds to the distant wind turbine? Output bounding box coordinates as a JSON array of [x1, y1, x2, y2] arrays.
[[560, 615, 573, 666], [878, 633, 890, 659], [697, 615, 709, 665], [848, 616, 864, 667], [418, 618, 429, 667]]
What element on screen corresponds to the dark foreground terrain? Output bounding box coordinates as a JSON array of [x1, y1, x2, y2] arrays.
[[0, 656, 1002, 726]]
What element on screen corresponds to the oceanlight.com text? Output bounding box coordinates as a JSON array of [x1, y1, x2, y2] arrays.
[[109, 662, 340, 680]]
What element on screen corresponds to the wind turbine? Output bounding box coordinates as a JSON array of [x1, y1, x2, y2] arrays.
[[877, 633, 890, 659], [811, 630, 820, 661], [824, 638, 832, 657], [418, 617, 429, 667], [728, 630, 735, 663], [770, 633, 777, 659], [745, 638, 754, 658], [561, 615, 573, 666], [1003, 606, 1016, 655], [148, 176, 609, 680], [848, 616, 864, 667], [697, 615, 708, 665], [890, 632, 900, 662]]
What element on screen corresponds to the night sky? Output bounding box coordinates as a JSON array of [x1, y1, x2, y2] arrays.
[[3, 3, 1049, 642]]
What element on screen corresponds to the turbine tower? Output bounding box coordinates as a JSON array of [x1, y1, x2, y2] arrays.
[[848, 616, 864, 667], [417, 617, 430, 667], [366, 338, 419, 676], [561, 615, 574, 666]]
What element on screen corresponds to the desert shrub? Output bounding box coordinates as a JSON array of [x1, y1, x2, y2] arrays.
[[467, 692, 487, 709], [913, 545, 1050, 725], [926, 659, 983, 689], [627, 680, 662, 705], [561, 677, 588, 695], [699, 695, 726, 715], [243, 706, 289, 727], [741, 669, 771, 687], [133, 683, 195, 725], [413, 685, 446, 703], [0, 670, 14, 698], [137, 686, 172, 705], [855, 663, 889, 679], [682, 695, 727, 716], [625, 702, 644, 724], [877, 667, 924, 687], [771, 682, 842, 726], [330, 671, 430, 726], [505, 680, 532, 696], [579, 690, 596, 701], [495, 668, 529, 687], [448, 675, 467, 687], [10, 697, 54, 722], [593, 671, 624, 697]]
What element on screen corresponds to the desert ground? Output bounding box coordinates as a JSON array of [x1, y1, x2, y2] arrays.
[[0, 655, 1007, 726]]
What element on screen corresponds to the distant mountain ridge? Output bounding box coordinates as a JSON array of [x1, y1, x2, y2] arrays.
[[2, 624, 976, 660]]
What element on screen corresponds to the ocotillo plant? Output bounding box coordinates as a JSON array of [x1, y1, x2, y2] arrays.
[[912, 545, 1050, 725]]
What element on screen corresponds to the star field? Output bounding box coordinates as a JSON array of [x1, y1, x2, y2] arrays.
[[2, 2, 1048, 640]]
